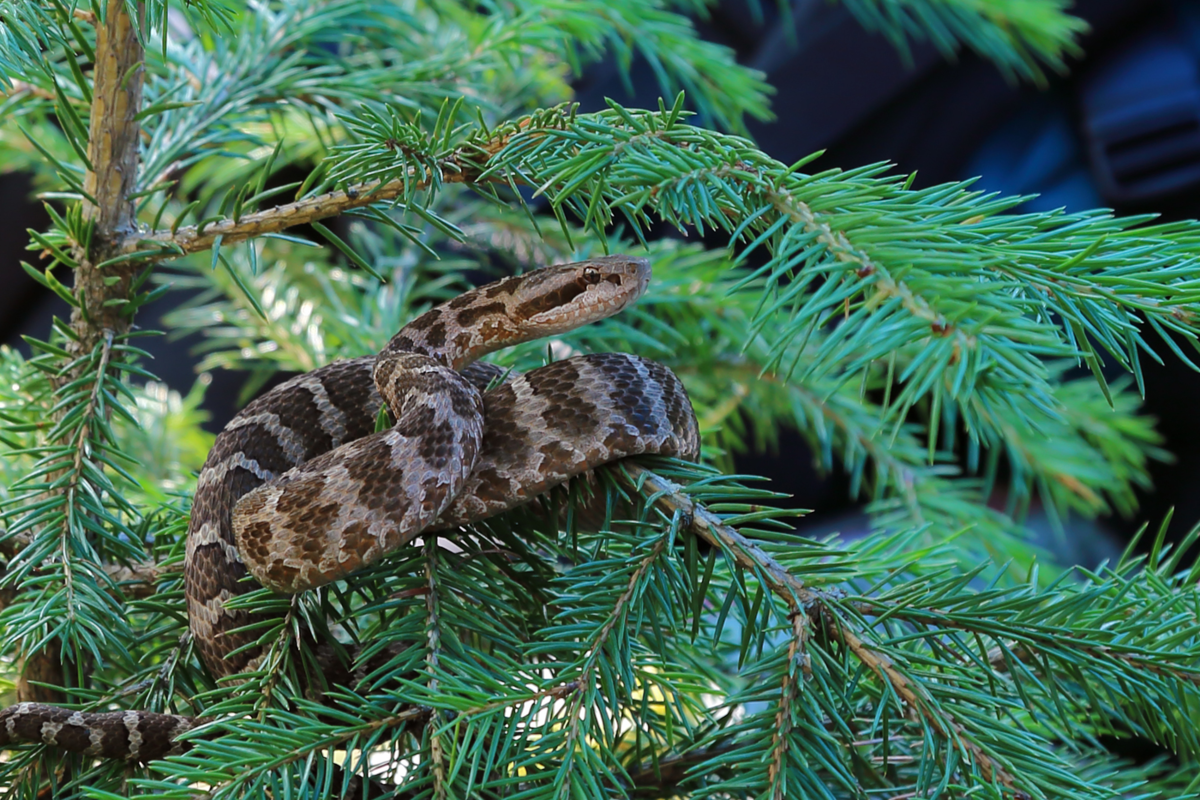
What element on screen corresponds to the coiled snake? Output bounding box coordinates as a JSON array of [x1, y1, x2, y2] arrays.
[[0, 255, 699, 762]]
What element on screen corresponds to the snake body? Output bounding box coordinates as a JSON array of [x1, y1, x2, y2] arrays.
[[0, 255, 699, 761]]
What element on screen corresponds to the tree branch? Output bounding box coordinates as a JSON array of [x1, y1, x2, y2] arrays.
[[0, 80, 56, 101], [769, 610, 809, 799], [625, 742, 740, 797], [852, 600, 1200, 687], [14, 0, 146, 709], [423, 536, 447, 799], [621, 464, 813, 606], [104, 561, 169, 598], [114, 132, 527, 258], [75, 0, 144, 347], [621, 463, 1023, 794]]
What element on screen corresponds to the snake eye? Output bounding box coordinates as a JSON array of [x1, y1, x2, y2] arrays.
[[581, 266, 601, 284]]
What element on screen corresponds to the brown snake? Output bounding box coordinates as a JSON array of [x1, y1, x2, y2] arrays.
[[0, 255, 699, 762]]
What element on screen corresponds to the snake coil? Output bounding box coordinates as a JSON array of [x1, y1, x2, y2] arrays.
[[0, 255, 699, 761]]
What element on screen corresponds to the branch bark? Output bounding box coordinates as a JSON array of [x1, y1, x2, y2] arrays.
[[75, 0, 145, 349]]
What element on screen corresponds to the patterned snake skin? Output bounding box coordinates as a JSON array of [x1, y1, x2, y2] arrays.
[[0, 255, 699, 762]]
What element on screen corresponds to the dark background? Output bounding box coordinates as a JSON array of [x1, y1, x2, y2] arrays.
[[4, 0, 1198, 556]]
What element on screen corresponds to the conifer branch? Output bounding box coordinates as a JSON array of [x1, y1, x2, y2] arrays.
[[114, 133, 525, 258], [117, 178, 438, 257], [4, 3, 1199, 798], [769, 611, 810, 799], [822, 609, 1020, 790], [75, 0, 143, 346], [847, 0, 1087, 82], [622, 465, 813, 606], [194, 683, 586, 796], [0, 80, 56, 101], [624, 743, 739, 797], [47, 331, 116, 635], [9, 0, 146, 708], [556, 529, 671, 799], [624, 463, 1020, 791], [859, 599, 1200, 687], [103, 561, 166, 598], [766, 186, 955, 339]]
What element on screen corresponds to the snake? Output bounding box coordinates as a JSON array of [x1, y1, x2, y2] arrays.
[[0, 255, 699, 762]]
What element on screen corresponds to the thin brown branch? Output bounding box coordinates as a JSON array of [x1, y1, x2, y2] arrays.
[[621, 464, 813, 606], [455, 679, 581, 722], [769, 610, 809, 799], [121, 178, 436, 257], [625, 742, 740, 798], [12, 0, 146, 709], [114, 132, 524, 258], [104, 561, 170, 598], [74, 0, 145, 347]]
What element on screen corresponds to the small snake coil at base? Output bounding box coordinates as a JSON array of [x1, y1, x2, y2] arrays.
[[0, 255, 699, 762]]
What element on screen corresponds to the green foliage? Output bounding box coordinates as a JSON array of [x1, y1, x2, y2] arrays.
[[837, 0, 1088, 82], [1, 1, 1199, 799]]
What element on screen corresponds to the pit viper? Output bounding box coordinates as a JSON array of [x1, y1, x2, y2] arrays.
[[0, 255, 699, 761]]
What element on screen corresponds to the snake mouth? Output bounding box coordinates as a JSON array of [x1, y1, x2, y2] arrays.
[[512, 254, 651, 331]]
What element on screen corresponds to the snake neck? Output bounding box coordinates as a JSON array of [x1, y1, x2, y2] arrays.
[[382, 279, 526, 371]]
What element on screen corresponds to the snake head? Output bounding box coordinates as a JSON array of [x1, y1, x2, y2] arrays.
[[510, 254, 651, 334], [384, 255, 652, 366]]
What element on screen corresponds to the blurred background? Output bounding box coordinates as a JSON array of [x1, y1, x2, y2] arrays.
[[3, 0, 1198, 562]]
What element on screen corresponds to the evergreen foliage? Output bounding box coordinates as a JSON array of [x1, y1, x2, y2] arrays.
[[0, 1, 1197, 798]]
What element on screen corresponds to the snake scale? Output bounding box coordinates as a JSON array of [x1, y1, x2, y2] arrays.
[[0, 255, 699, 762]]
